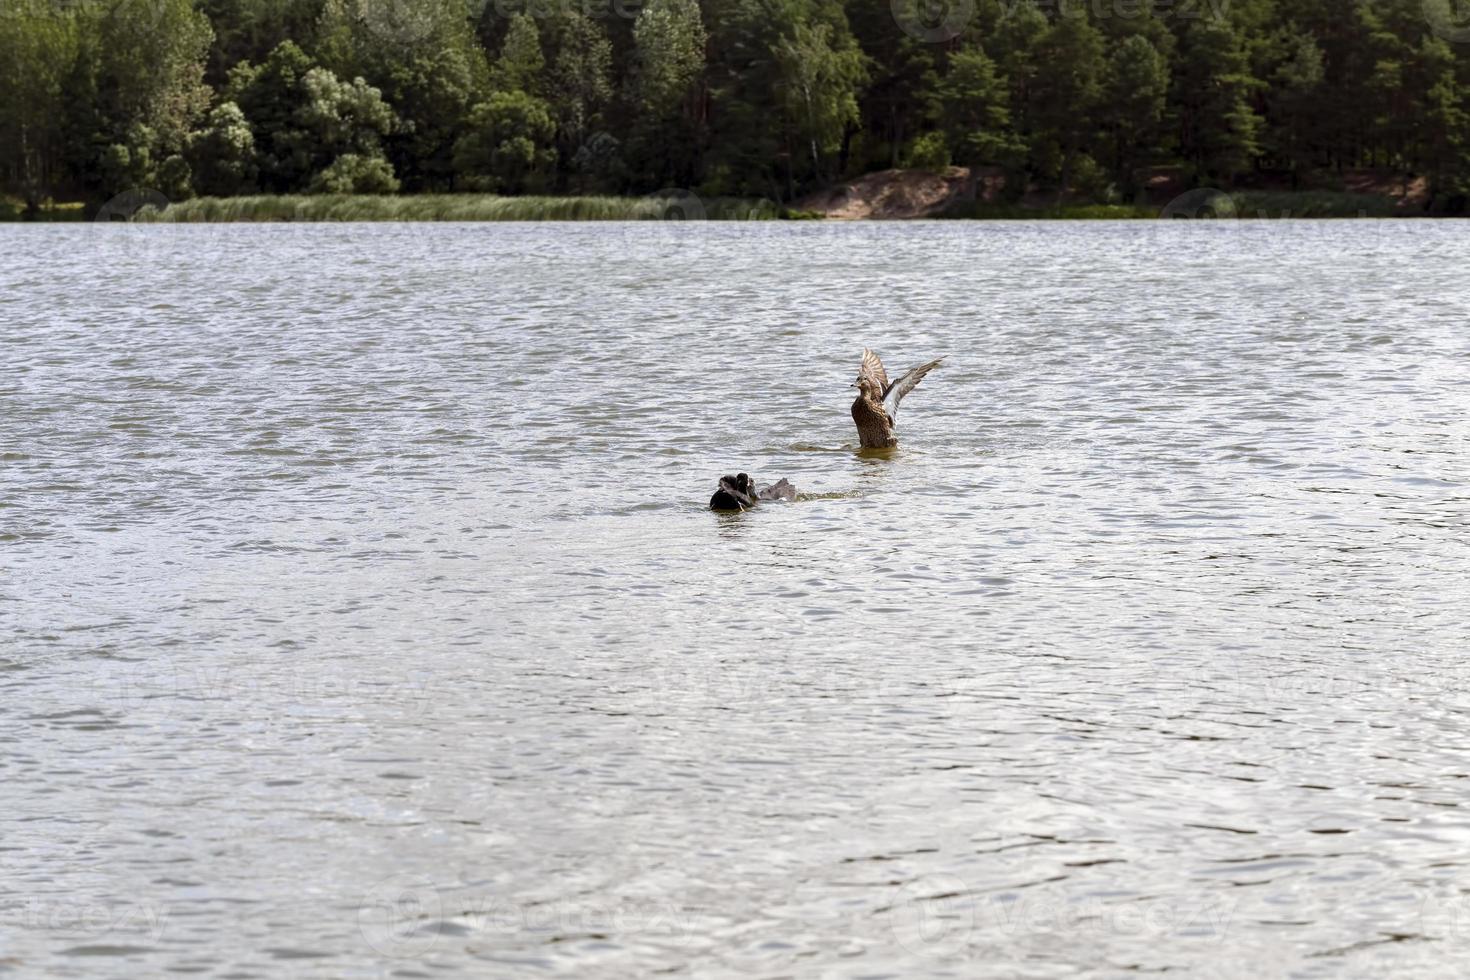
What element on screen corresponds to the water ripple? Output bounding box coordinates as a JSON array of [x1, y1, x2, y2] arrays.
[[2, 221, 1469, 977]]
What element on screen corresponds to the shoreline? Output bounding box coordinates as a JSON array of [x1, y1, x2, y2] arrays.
[[3, 189, 1449, 223]]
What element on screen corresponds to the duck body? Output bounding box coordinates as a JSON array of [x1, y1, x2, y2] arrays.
[[850, 348, 944, 449], [851, 396, 897, 449]]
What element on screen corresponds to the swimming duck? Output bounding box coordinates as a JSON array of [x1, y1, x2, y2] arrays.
[[709, 473, 797, 511], [850, 348, 945, 449]]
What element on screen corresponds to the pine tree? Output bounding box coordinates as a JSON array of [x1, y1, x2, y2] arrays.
[[492, 14, 544, 96], [1174, 18, 1263, 183], [1103, 34, 1169, 197], [547, 12, 614, 185], [1029, 11, 1106, 197], [938, 45, 1018, 169], [1269, 33, 1325, 186], [628, 0, 707, 186]]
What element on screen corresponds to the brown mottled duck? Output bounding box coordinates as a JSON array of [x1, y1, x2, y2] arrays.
[[850, 348, 945, 449]]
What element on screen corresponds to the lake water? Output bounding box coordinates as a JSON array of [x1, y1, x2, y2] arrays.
[[3, 219, 1469, 978]]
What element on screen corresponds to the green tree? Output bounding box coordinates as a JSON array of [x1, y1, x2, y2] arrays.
[[1173, 18, 1263, 182], [569, 131, 626, 191], [847, 0, 938, 170], [1029, 12, 1106, 197], [701, 0, 787, 197], [987, 0, 1048, 198], [61, 0, 215, 202], [317, 0, 490, 189], [200, 0, 328, 83], [186, 101, 259, 195], [547, 12, 614, 178], [309, 152, 399, 192], [627, 0, 707, 186], [14, 0, 1470, 210], [938, 45, 1017, 169], [227, 40, 398, 191], [299, 67, 398, 161], [453, 90, 557, 192], [1268, 33, 1325, 186], [491, 13, 545, 95], [630, 0, 707, 116], [773, 19, 867, 191], [1414, 36, 1468, 203], [1103, 34, 1169, 197], [226, 40, 318, 189], [0, 7, 81, 212]]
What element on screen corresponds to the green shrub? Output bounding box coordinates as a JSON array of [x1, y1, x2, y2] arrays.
[[186, 103, 258, 197], [308, 154, 400, 194], [453, 92, 557, 193], [902, 132, 950, 173]]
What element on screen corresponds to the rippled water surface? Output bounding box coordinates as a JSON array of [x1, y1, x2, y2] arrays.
[[4, 220, 1470, 977]]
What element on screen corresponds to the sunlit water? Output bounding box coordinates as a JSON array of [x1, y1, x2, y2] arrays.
[[3, 220, 1469, 978]]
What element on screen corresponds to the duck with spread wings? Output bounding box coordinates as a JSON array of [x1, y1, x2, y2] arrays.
[[850, 348, 945, 449]]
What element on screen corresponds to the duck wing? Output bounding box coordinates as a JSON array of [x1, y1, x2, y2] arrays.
[[859, 348, 889, 391], [882, 356, 945, 421], [756, 478, 796, 501]]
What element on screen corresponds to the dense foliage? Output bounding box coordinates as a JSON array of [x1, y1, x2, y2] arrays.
[[3, 0, 1469, 212]]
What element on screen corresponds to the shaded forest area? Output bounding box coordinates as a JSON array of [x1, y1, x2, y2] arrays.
[[3, 0, 1470, 216]]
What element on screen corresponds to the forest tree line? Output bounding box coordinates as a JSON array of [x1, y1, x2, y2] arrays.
[[3, 0, 1470, 214]]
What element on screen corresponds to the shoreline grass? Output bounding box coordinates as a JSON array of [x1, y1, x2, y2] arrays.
[[940, 202, 1159, 220], [135, 194, 796, 223], [0, 198, 88, 221], [941, 189, 1412, 220], [1228, 190, 1407, 218], [135, 190, 1432, 222], [3, 189, 1440, 222]]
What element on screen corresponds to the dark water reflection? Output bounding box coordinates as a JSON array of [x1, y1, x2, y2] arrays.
[[2, 220, 1469, 977]]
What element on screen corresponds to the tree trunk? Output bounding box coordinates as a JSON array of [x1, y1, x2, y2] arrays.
[[784, 134, 795, 201], [890, 105, 902, 169], [21, 124, 41, 218]]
